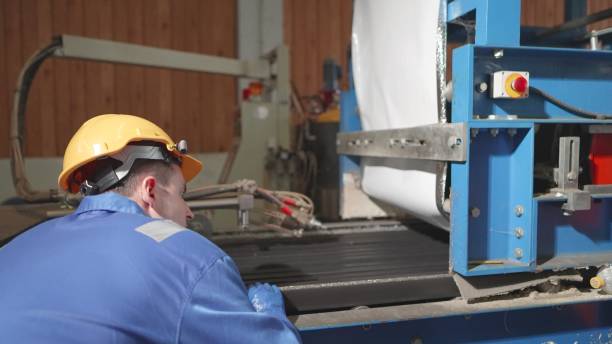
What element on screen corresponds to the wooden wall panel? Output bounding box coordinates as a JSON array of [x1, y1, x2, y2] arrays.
[[112, 0, 131, 115], [588, 0, 612, 31], [37, 0, 57, 156], [201, 1, 235, 152], [284, 0, 353, 99], [51, 0, 71, 154], [144, 0, 172, 133], [128, 0, 145, 115], [170, 0, 187, 144], [199, 0, 214, 152], [4, 0, 24, 158], [521, 0, 565, 27], [0, 0, 237, 158], [67, 0, 87, 143], [184, 0, 200, 153], [283, 1, 576, 100], [521, 1, 612, 35], [21, 0, 42, 157]]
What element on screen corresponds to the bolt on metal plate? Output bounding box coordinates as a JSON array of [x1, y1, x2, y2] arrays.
[[514, 227, 524, 238], [514, 248, 523, 259], [514, 205, 524, 217], [470, 207, 480, 218]]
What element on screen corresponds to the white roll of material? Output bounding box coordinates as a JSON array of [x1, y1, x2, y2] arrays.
[[351, 0, 449, 229]]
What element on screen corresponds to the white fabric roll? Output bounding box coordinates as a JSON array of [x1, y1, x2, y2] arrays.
[[352, 0, 449, 229]]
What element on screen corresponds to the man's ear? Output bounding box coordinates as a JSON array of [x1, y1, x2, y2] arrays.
[[141, 176, 157, 206]]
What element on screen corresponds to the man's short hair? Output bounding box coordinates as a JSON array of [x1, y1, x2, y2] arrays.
[[109, 159, 175, 197]]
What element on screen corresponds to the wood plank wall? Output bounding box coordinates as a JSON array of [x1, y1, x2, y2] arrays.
[[4, 0, 611, 158], [521, 0, 565, 27], [284, 1, 611, 102], [521, 0, 612, 31], [283, 0, 353, 99], [0, 0, 236, 158], [589, 0, 612, 30]]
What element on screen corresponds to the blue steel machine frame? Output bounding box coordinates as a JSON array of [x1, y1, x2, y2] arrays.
[[340, 0, 612, 278], [299, 298, 612, 343], [311, 0, 612, 342]]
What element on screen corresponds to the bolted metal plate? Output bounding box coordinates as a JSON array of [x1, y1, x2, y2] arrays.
[[336, 123, 467, 161]]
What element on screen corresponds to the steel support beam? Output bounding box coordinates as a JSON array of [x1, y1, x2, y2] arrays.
[[55, 35, 271, 79]]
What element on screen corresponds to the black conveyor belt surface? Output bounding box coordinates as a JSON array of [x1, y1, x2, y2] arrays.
[[216, 221, 460, 314]]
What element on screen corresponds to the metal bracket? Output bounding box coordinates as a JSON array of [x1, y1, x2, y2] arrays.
[[553, 136, 591, 214], [336, 123, 467, 162], [187, 194, 254, 230], [584, 184, 612, 196]]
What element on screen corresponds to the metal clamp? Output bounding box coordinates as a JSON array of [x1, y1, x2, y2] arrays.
[[553, 137, 591, 214], [187, 194, 254, 230]]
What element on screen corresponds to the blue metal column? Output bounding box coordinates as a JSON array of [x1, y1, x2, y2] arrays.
[[448, 0, 534, 275], [447, 0, 521, 47]]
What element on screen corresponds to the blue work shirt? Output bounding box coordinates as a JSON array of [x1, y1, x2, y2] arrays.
[[0, 193, 301, 343]]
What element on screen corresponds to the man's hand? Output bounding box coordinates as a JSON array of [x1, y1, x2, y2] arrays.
[[247, 282, 286, 317]]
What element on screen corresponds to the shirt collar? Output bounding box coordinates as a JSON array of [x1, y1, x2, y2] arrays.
[[74, 192, 146, 216]]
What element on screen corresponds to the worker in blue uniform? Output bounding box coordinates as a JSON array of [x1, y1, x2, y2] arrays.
[[0, 114, 301, 343]]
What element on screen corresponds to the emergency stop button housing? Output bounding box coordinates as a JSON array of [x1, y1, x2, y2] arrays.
[[490, 71, 529, 99]]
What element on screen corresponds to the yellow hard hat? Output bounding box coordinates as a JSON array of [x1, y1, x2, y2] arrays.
[[58, 114, 202, 193]]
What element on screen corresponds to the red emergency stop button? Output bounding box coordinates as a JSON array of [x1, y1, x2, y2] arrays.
[[498, 72, 529, 98], [512, 76, 528, 93]]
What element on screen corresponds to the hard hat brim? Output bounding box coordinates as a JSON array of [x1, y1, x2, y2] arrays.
[[180, 154, 203, 184]]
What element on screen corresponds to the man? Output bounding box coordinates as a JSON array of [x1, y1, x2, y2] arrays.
[[0, 114, 301, 343]]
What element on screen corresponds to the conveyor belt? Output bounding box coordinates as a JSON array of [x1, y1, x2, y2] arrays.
[[216, 221, 460, 314]]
